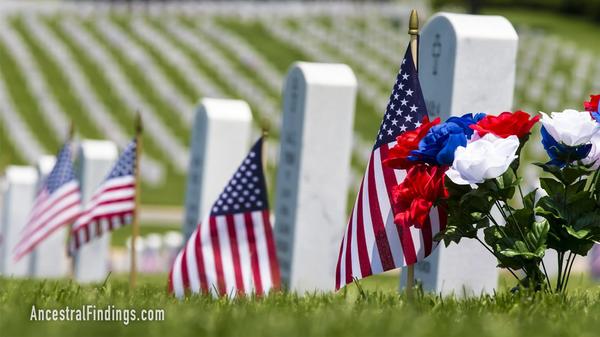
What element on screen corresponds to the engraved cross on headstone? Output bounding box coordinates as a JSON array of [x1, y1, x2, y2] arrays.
[[432, 33, 442, 76]]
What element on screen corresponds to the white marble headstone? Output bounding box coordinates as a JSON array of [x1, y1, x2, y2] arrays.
[[400, 12, 518, 296], [29, 155, 69, 278], [73, 140, 118, 283], [183, 98, 253, 240], [0, 165, 38, 277], [274, 62, 357, 293]]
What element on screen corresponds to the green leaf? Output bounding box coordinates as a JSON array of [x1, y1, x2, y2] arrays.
[[500, 241, 541, 259], [570, 178, 588, 193], [540, 177, 563, 199], [496, 169, 519, 200], [526, 219, 549, 252], [445, 178, 472, 197], [475, 217, 490, 229], [566, 226, 590, 239], [535, 196, 563, 220], [562, 166, 592, 185], [460, 189, 494, 214], [534, 162, 563, 181], [573, 212, 600, 231], [523, 189, 538, 210]]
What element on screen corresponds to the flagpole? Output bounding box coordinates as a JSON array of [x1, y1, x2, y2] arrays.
[[260, 123, 276, 292], [405, 9, 419, 301], [130, 113, 143, 289], [67, 120, 76, 280], [261, 124, 269, 185]]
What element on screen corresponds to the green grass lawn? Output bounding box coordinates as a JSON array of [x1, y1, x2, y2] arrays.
[[2, 272, 600, 337]]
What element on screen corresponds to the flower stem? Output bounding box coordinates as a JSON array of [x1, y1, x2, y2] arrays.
[[511, 169, 552, 289], [474, 236, 521, 282], [484, 210, 535, 283], [563, 252, 577, 291], [540, 259, 552, 290], [588, 169, 600, 200], [556, 251, 564, 292]]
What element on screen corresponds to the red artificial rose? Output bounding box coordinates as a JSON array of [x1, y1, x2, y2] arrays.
[[391, 164, 448, 230], [383, 117, 440, 170], [584, 94, 600, 112], [470, 110, 539, 139]]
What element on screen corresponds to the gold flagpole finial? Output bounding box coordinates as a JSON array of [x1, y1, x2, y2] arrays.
[[408, 9, 419, 70], [261, 118, 270, 139], [135, 111, 144, 135], [68, 120, 75, 140], [408, 9, 419, 36]]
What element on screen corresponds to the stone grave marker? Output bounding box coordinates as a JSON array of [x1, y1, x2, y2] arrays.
[[183, 98, 253, 241], [400, 12, 519, 296], [274, 62, 357, 293], [0, 166, 37, 276]]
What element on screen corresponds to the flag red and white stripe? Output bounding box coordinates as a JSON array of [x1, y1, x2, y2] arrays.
[[169, 209, 280, 297], [69, 139, 137, 254], [335, 42, 447, 290], [169, 138, 280, 297], [13, 142, 82, 261]]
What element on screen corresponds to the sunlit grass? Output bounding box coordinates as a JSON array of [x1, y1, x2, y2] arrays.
[[2, 272, 600, 337]]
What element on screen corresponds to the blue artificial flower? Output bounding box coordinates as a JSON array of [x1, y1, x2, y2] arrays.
[[541, 126, 592, 167], [592, 112, 600, 123], [409, 113, 486, 166], [446, 113, 486, 138]]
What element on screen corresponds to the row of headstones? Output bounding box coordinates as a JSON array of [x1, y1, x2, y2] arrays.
[[184, 13, 530, 296], [1, 13, 590, 294], [0, 12, 512, 294]]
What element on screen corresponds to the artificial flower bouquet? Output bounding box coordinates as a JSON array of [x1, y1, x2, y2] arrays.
[[384, 94, 600, 292]]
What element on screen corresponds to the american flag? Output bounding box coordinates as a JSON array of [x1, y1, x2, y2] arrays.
[[335, 42, 447, 290], [69, 138, 137, 254], [13, 141, 82, 261], [169, 138, 280, 297]]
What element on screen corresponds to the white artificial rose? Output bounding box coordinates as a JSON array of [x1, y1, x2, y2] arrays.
[[446, 134, 520, 185], [583, 132, 600, 169], [540, 109, 599, 146]]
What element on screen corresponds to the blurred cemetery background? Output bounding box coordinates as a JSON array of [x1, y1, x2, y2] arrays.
[[0, 0, 599, 279]]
